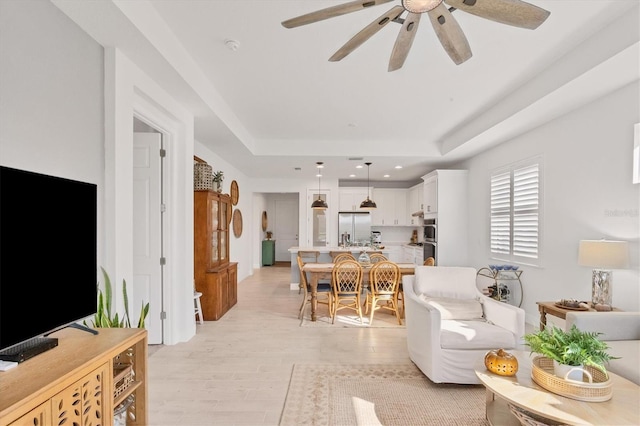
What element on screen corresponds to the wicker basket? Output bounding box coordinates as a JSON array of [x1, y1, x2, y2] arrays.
[[531, 356, 612, 402], [508, 404, 567, 426], [113, 362, 134, 399], [194, 162, 213, 190]]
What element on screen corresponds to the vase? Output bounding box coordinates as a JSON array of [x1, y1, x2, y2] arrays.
[[214, 181, 222, 192], [553, 360, 589, 382]]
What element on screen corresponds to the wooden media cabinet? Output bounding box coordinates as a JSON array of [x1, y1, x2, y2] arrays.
[[0, 327, 147, 426]]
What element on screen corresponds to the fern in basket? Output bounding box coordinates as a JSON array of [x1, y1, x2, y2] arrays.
[[84, 267, 149, 328], [523, 325, 617, 376]]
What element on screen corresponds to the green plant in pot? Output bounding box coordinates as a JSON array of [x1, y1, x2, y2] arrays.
[[524, 325, 617, 379], [84, 267, 149, 328], [212, 170, 224, 192]]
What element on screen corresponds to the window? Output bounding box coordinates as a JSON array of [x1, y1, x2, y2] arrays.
[[490, 158, 542, 264]]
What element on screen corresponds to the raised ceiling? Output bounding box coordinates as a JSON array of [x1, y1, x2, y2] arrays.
[[54, 0, 639, 182]]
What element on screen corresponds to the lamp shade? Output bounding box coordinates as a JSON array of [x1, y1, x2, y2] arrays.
[[578, 240, 629, 269]]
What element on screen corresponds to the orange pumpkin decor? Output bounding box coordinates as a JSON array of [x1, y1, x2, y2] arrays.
[[484, 348, 518, 376]]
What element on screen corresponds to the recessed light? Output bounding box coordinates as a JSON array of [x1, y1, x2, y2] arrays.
[[395, 165, 403, 169], [356, 165, 363, 169], [349, 174, 356, 177], [316, 173, 322, 177], [383, 174, 390, 178]]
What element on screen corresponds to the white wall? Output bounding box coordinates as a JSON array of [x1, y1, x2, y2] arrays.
[[461, 81, 640, 325]]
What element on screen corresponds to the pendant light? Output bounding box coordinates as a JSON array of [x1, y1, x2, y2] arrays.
[[360, 162, 377, 209], [311, 162, 328, 210]]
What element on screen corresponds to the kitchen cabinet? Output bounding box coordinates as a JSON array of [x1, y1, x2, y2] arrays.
[[371, 188, 407, 226], [421, 170, 468, 266], [408, 183, 424, 225], [423, 176, 437, 214], [385, 246, 403, 263], [402, 245, 422, 265], [338, 187, 370, 211]]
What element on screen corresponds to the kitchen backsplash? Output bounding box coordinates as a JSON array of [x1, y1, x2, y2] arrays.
[[371, 226, 422, 244]]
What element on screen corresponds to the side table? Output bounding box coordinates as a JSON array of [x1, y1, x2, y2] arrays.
[[536, 301, 623, 331], [475, 350, 640, 425]]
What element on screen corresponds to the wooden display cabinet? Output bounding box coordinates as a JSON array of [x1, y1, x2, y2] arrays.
[[0, 327, 147, 426], [194, 190, 238, 320]]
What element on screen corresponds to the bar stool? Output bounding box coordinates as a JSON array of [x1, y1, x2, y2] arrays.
[[193, 280, 204, 324]]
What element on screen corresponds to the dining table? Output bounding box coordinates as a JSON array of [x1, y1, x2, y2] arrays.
[[301, 262, 417, 321]]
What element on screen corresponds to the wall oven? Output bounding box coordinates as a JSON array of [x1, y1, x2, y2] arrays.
[[423, 218, 437, 242], [423, 218, 437, 263]]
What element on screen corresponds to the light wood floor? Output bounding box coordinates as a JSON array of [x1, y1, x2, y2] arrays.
[[147, 265, 411, 425]]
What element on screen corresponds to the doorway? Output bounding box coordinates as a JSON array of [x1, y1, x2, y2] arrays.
[[133, 121, 164, 344]]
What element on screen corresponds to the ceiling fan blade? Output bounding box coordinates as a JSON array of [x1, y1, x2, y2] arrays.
[[282, 0, 394, 29], [388, 12, 421, 72], [330, 6, 405, 62], [445, 0, 550, 29], [428, 3, 472, 65]]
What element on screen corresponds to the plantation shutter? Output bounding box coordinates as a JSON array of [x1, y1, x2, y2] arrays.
[[490, 171, 511, 255], [513, 164, 539, 258]]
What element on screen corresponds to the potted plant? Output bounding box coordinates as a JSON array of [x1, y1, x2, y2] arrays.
[[212, 170, 224, 192], [84, 267, 150, 328], [523, 325, 617, 379]]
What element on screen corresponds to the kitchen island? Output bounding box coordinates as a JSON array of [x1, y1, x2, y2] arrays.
[[288, 246, 391, 290]]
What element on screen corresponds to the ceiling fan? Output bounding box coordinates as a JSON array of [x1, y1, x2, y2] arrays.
[[281, 0, 551, 71]]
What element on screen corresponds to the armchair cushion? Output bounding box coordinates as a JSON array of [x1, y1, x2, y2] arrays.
[[418, 295, 484, 320], [440, 319, 517, 349]]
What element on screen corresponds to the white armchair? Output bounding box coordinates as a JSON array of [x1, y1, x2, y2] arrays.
[[404, 266, 525, 384]]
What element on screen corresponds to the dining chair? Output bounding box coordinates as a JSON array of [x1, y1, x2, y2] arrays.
[[331, 259, 364, 324], [368, 252, 388, 263], [424, 257, 436, 266], [331, 252, 356, 263], [297, 255, 332, 324], [364, 261, 402, 325], [297, 250, 321, 294]]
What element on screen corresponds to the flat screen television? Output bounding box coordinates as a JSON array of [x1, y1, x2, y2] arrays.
[[0, 165, 97, 361]]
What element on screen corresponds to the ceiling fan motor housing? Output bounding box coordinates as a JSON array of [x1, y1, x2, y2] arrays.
[[402, 0, 443, 14]]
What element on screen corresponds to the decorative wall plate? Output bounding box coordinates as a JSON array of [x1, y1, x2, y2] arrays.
[[261, 211, 268, 231], [233, 209, 243, 238], [230, 180, 239, 206]]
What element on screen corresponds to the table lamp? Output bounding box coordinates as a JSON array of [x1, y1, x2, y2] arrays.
[[578, 239, 629, 310]]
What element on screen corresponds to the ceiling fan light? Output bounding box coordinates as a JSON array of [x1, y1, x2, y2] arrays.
[[402, 0, 442, 14]]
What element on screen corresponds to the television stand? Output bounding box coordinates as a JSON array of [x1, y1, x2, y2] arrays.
[[0, 336, 58, 363]]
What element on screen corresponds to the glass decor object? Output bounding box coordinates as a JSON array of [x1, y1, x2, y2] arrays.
[[358, 250, 371, 265], [578, 239, 629, 309]]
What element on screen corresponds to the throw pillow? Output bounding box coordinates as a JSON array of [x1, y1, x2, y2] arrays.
[[418, 295, 484, 320]]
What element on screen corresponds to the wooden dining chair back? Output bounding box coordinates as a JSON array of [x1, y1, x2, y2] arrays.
[[297, 250, 320, 294], [297, 255, 332, 324], [364, 261, 402, 325], [331, 252, 355, 263], [424, 257, 436, 266], [368, 252, 388, 263], [331, 259, 364, 324]]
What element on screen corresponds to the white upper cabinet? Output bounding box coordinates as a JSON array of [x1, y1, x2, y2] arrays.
[[423, 176, 438, 214], [408, 183, 424, 225], [338, 187, 370, 211], [371, 188, 408, 226]]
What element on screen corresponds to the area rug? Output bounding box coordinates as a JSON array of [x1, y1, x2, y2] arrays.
[[279, 363, 488, 426]]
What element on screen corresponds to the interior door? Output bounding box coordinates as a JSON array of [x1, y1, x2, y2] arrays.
[[274, 198, 298, 262], [133, 132, 163, 344]]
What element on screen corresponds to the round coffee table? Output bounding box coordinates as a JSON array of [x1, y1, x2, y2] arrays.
[[475, 350, 640, 425]]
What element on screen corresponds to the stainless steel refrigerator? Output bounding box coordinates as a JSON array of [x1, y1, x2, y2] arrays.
[[338, 212, 371, 246]]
